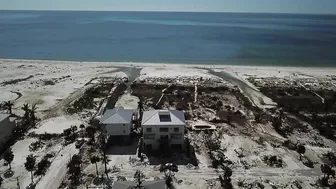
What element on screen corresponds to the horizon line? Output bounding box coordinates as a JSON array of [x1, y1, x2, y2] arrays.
[[0, 9, 335, 16]]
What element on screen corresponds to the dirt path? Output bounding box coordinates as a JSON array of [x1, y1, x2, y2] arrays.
[[111, 165, 320, 180], [35, 144, 78, 189], [206, 69, 277, 109]]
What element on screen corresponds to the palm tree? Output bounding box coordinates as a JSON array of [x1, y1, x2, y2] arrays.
[[30, 104, 37, 125], [159, 163, 178, 177], [80, 124, 85, 139], [21, 103, 30, 124], [71, 125, 78, 133], [90, 155, 100, 177], [79, 124, 85, 130], [67, 154, 82, 185], [219, 166, 233, 189], [138, 99, 143, 112], [86, 126, 97, 143], [3, 101, 14, 115], [138, 99, 144, 122], [223, 166, 232, 181], [133, 170, 145, 189], [160, 163, 178, 188], [24, 154, 36, 184], [99, 134, 109, 178]]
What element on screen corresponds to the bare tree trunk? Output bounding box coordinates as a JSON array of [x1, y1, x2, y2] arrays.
[[30, 171, 34, 184], [104, 159, 108, 178], [95, 163, 99, 177], [103, 149, 108, 178]]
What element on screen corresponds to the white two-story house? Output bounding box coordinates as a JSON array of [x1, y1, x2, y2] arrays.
[[142, 110, 185, 151], [100, 107, 134, 136]]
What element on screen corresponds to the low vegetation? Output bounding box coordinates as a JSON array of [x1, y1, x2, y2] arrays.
[[263, 155, 284, 168], [67, 154, 82, 186], [35, 153, 54, 176], [67, 84, 113, 114]]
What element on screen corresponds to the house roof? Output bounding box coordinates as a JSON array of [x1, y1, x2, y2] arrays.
[[0, 114, 10, 123], [100, 107, 133, 124], [142, 110, 185, 126], [113, 180, 166, 189]]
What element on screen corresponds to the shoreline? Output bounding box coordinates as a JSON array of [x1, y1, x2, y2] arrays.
[[2, 58, 336, 81], [2, 58, 336, 70]]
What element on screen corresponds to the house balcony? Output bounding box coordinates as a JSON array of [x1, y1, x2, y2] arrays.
[[158, 135, 170, 143]]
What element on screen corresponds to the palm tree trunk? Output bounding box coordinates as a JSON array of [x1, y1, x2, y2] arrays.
[[30, 171, 34, 184], [103, 149, 108, 178], [9, 163, 11, 170], [95, 163, 99, 177], [104, 160, 108, 178]]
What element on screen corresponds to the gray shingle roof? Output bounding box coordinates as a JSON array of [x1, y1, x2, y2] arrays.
[[142, 110, 185, 126], [113, 180, 166, 189], [100, 107, 133, 124], [0, 114, 10, 123]]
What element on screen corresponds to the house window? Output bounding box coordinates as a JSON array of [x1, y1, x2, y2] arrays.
[[123, 124, 126, 126], [123, 130, 125, 133], [174, 127, 179, 132], [144, 134, 155, 140], [159, 127, 169, 132], [146, 128, 152, 132], [171, 134, 182, 139]]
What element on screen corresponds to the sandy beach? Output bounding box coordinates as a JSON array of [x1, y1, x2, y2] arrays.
[[1, 58, 336, 115]]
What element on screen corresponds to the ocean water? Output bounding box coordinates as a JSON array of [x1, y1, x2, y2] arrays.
[[0, 10, 336, 66]]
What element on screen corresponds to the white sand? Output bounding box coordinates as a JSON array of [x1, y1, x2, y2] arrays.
[[0, 59, 123, 117], [32, 115, 83, 134], [115, 93, 140, 110], [0, 137, 63, 189], [139, 67, 219, 80], [0, 138, 38, 188], [213, 65, 336, 79]]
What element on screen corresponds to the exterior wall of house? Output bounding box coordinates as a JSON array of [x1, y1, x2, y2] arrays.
[[0, 117, 15, 148], [103, 122, 132, 136], [143, 124, 185, 150]]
